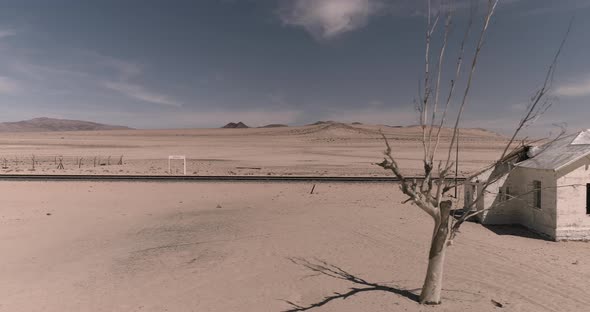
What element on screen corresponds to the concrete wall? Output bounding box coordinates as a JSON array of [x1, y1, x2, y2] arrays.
[[466, 164, 515, 224], [472, 166, 557, 239], [512, 167, 557, 239], [555, 159, 590, 240], [475, 174, 513, 224]]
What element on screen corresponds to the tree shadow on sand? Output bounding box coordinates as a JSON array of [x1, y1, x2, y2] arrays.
[[282, 258, 420, 311]]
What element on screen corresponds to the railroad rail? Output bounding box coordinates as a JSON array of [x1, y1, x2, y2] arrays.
[[0, 174, 467, 183]]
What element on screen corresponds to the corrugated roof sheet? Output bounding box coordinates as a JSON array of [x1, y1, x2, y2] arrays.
[[516, 129, 590, 170], [572, 130, 590, 145]]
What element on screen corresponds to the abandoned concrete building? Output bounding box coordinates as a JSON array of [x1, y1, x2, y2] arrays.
[[465, 129, 590, 241]]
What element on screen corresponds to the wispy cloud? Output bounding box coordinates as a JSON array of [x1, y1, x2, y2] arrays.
[[276, 0, 518, 40], [93, 53, 183, 107], [0, 76, 20, 94], [0, 29, 15, 39], [12, 61, 92, 81], [10, 48, 182, 107], [278, 0, 383, 39], [103, 81, 182, 107], [95, 53, 143, 80], [555, 77, 590, 97]]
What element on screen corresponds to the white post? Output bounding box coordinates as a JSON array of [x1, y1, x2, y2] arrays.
[[168, 155, 186, 175]]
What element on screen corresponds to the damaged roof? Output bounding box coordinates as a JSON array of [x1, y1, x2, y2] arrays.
[[516, 129, 590, 171]]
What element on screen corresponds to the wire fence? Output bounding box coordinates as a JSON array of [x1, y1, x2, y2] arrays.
[[0, 155, 125, 170]]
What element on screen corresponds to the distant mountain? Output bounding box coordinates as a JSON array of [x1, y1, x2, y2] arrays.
[[0, 117, 132, 132], [308, 120, 336, 126], [222, 122, 249, 129], [259, 124, 288, 128]]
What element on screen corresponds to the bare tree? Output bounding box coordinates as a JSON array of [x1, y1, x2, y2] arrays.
[[377, 0, 572, 304]]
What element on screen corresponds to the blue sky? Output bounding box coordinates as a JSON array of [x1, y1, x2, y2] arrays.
[[0, 0, 588, 133]]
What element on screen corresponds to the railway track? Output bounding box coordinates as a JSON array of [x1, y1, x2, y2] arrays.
[[0, 174, 466, 183]]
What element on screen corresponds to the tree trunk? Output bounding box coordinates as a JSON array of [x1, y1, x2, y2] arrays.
[[419, 201, 452, 305]]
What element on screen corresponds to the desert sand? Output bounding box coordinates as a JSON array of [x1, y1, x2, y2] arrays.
[[1, 182, 590, 312], [2, 124, 585, 312], [0, 123, 506, 177]]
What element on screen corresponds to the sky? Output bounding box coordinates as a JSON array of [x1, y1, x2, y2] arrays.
[[0, 0, 589, 134]]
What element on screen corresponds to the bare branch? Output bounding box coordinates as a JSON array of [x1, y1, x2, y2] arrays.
[[450, 16, 573, 226], [444, 0, 499, 170], [431, 5, 474, 163], [449, 6, 571, 238], [421, 0, 438, 164], [498, 17, 573, 162], [378, 132, 439, 219], [427, 11, 453, 162]]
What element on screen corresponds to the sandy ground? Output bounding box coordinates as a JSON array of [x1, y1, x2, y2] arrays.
[[2, 181, 590, 312], [0, 123, 507, 177]]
